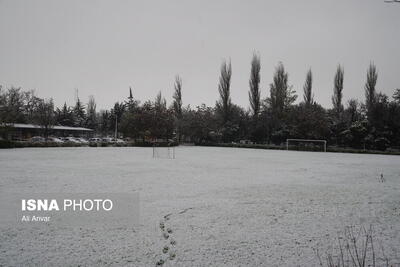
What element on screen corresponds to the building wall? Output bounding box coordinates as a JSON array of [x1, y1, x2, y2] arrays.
[[6, 128, 92, 140]]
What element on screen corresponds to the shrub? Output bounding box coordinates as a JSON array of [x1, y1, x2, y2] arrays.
[[315, 225, 391, 267], [100, 142, 109, 147], [374, 137, 390, 151], [0, 140, 15, 148]]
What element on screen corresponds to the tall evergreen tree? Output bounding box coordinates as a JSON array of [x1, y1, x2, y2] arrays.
[[128, 87, 133, 102], [216, 60, 232, 123], [365, 63, 378, 120], [73, 97, 86, 127], [332, 65, 344, 116], [303, 69, 314, 106], [126, 87, 139, 112], [248, 53, 261, 118], [112, 102, 126, 123], [56, 103, 74, 126]]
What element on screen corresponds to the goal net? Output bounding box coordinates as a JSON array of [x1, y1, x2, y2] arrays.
[[152, 145, 176, 159], [286, 139, 327, 152]]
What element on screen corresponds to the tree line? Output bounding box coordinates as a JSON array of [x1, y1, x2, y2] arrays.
[[1, 54, 400, 150]]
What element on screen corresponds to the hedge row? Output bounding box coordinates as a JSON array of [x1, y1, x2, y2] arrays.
[[195, 142, 400, 155], [0, 140, 179, 149], [2, 140, 398, 155]]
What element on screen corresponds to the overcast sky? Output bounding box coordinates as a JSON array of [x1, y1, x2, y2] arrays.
[[0, 0, 399, 110]]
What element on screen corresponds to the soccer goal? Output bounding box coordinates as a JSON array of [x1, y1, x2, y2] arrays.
[[286, 139, 327, 152], [152, 144, 176, 159]]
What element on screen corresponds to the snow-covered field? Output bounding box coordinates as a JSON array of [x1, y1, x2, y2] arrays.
[[0, 146, 399, 266]]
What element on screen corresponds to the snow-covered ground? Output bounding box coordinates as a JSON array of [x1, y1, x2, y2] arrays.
[[0, 147, 399, 266]]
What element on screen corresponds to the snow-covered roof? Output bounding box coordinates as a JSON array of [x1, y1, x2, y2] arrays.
[[3, 123, 93, 131]]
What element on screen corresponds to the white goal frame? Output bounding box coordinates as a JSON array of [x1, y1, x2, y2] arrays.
[[152, 145, 176, 159], [286, 139, 327, 152]]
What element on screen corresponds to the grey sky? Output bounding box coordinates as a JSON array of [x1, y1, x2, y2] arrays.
[[0, 0, 399, 110]]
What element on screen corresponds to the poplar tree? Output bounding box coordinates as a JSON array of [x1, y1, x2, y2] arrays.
[[173, 75, 183, 119], [248, 53, 261, 118], [173, 75, 183, 142], [216, 60, 232, 123], [303, 69, 314, 106], [268, 62, 297, 114], [365, 63, 378, 121], [332, 65, 344, 116]]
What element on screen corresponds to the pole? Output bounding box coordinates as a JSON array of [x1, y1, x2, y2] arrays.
[[115, 117, 117, 139]]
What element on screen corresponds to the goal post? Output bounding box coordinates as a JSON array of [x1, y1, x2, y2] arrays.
[[286, 139, 327, 152], [152, 143, 176, 159]]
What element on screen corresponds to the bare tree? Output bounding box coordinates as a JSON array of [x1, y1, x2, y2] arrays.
[[303, 69, 314, 106], [248, 53, 261, 118], [86, 95, 97, 130], [35, 98, 55, 137], [216, 59, 232, 123], [346, 99, 360, 123], [393, 88, 400, 103], [1, 86, 26, 123], [0, 85, 5, 123], [23, 90, 41, 123]]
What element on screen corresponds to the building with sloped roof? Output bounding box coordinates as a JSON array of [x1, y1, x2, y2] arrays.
[[1, 123, 93, 140]]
